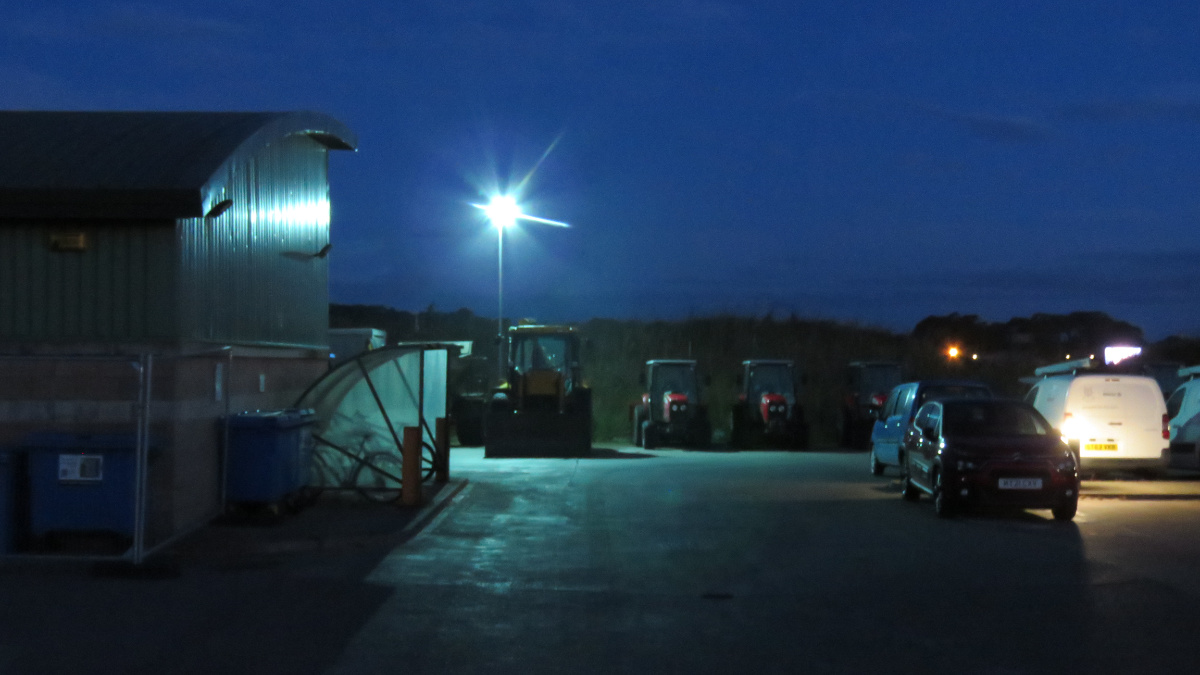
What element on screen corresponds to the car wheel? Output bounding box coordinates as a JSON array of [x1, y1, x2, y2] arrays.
[[901, 465, 920, 502], [933, 470, 955, 518], [1052, 496, 1078, 522], [870, 447, 884, 476]]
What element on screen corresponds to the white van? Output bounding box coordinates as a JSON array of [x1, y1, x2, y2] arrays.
[[1166, 366, 1200, 466], [1025, 359, 1169, 473]]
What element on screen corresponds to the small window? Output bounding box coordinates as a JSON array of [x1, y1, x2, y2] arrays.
[[900, 386, 917, 418], [883, 389, 901, 417], [1167, 388, 1186, 419], [913, 403, 934, 428]]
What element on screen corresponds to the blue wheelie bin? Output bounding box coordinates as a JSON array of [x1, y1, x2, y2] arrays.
[[225, 409, 317, 505], [22, 433, 140, 542], [0, 448, 23, 553]]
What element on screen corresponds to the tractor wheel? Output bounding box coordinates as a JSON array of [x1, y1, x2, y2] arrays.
[[642, 422, 658, 450], [729, 406, 743, 449]]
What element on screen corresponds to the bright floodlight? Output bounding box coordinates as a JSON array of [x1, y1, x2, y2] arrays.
[[1104, 345, 1142, 365], [484, 195, 521, 230]]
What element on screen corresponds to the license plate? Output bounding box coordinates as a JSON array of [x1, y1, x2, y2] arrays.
[[998, 477, 1042, 490], [1084, 443, 1118, 451]]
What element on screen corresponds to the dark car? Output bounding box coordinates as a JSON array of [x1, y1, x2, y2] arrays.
[[899, 399, 1079, 521], [870, 380, 993, 475]]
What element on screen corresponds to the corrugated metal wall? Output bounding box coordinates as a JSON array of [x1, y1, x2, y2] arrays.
[[0, 222, 177, 341], [176, 133, 331, 348]]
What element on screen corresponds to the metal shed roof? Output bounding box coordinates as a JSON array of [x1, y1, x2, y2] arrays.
[[0, 111, 356, 219]]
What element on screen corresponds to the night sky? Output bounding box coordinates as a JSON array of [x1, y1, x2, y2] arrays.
[[5, 2, 1200, 338]]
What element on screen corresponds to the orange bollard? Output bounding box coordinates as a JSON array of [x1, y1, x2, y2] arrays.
[[435, 417, 450, 483], [402, 426, 423, 506]]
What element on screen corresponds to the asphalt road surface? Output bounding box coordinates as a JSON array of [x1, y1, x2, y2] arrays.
[[330, 447, 1200, 674], [4, 447, 1200, 674]]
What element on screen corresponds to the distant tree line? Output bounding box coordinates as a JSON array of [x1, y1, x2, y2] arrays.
[[330, 304, 1200, 447]]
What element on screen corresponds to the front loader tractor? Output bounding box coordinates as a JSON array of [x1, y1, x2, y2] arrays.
[[483, 325, 592, 458], [631, 359, 712, 449], [730, 359, 808, 449]]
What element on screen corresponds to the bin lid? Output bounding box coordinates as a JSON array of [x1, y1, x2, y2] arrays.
[[21, 432, 142, 451], [227, 408, 316, 430]]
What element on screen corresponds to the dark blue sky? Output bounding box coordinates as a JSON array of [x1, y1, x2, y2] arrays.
[[6, 2, 1200, 338]]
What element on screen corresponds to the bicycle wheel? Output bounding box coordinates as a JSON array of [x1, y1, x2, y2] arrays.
[[350, 451, 405, 502]]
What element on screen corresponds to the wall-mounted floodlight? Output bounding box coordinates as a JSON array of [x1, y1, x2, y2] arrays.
[[1104, 346, 1142, 365]]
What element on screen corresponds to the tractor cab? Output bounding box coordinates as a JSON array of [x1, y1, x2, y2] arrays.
[[632, 359, 712, 449], [731, 359, 808, 449], [485, 324, 591, 458], [507, 328, 581, 412]]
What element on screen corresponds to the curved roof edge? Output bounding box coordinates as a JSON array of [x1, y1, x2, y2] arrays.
[[0, 110, 356, 220]]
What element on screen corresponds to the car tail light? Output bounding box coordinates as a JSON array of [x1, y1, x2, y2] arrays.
[[870, 393, 886, 408], [1163, 413, 1170, 440]]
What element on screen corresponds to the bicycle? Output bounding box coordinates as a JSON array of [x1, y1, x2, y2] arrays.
[[309, 428, 437, 503]]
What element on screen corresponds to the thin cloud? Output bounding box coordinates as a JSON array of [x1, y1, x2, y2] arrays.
[[1057, 98, 1200, 123], [806, 92, 1053, 144], [920, 105, 1052, 143], [101, 3, 248, 40]]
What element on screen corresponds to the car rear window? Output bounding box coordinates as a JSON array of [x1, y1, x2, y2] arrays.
[[917, 385, 991, 407], [943, 402, 1052, 437]]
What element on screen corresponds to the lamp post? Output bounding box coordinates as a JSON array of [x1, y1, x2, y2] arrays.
[[474, 194, 570, 383], [483, 196, 519, 382]]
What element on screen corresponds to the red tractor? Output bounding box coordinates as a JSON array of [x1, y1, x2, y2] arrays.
[[631, 359, 712, 449], [729, 359, 808, 449], [839, 361, 902, 449]]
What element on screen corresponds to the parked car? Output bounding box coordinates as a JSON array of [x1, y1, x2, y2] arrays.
[[1166, 365, 1200, 468], [899, 399, 1080, 520], [870, 380, 993, 475], [1025, 358, 1169, 474]]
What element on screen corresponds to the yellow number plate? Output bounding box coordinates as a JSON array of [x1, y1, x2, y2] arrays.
[[1084, 443, 1118, 451]]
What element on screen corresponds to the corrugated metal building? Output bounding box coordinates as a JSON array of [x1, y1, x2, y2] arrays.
[[0, 111, 356, 553]]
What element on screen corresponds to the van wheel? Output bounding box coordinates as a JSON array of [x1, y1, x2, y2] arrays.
[[933, 471, 955, 518], [870, 447, 884, 476]]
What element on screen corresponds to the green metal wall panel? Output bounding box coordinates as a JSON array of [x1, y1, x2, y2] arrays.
[[0, 223, 177, 341]]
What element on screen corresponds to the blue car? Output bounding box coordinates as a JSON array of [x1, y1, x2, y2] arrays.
[[869, 380, 993, 475]]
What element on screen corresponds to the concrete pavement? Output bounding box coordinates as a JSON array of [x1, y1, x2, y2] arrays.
[[3, 447, 1200, 674]]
